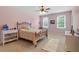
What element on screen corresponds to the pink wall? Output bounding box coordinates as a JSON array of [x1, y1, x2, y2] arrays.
[[72, 7, 79, 33], [40, 11, 72, 34], [0, 6, 40, 29]]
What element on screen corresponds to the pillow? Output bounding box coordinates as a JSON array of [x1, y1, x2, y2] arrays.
[[18, 24, 30, 30]]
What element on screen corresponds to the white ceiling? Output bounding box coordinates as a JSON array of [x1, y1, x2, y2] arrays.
[[39, 6, 73, 15], [45, 6, 73, 13], [31, 6, 73, 15], [14, 6, 73, 15]]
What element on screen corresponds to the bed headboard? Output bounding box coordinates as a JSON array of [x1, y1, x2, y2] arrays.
[[17, 22, 31, 30]]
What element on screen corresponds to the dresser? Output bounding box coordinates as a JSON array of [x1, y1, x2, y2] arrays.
[[65, 31, 79, 52]]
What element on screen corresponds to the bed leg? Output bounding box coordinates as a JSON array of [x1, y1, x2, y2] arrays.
[[34, 44, 37, 47], [33, 41, 37, 47]]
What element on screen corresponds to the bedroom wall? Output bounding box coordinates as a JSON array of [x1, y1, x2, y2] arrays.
[[0, 6, 40, 29], [40, 11, 72, 34], [72, 7, 79, 33]]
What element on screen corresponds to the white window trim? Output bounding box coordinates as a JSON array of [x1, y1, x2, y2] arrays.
[[43, 17, 49, 28], [57, 15, 66, 29]]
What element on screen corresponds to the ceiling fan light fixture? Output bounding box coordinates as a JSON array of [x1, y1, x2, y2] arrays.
[[37, 6, 50, 15], [39, 11, 46, 14]]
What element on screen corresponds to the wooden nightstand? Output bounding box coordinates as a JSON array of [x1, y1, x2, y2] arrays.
[[1, 29, 18, 46]]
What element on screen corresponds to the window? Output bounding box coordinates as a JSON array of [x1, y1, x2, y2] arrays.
[[43, 17, 48, 28], [57, 15, 66, 28]]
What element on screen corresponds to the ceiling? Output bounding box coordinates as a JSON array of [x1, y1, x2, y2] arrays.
[[36, 6, 73, 15], [44, 6, 73, 13], [14, 6, 73, 15]]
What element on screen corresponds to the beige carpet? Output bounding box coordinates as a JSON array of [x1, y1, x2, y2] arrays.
[[0, 39, 47, 52], [42, 35, 66, 52], [42, 39, 59, 52], [0, 33, 66, 52]]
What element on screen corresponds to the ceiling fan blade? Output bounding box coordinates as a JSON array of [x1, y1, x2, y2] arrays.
[[46, 8, 50, 10], [45, 10, 48, 12]]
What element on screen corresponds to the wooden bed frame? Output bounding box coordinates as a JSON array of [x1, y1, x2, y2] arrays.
[[17, 22, 48, 47]]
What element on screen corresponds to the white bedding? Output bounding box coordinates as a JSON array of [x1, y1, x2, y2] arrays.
[[20, 28, 42, 33]]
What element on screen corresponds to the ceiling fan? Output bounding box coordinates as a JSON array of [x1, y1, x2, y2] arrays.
[[40, 6, 50, 12], [37, 6, 50, 14]]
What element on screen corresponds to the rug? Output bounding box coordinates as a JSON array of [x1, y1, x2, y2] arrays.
[[41, 36, 65, 52], [42, 39, 60, 52]]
